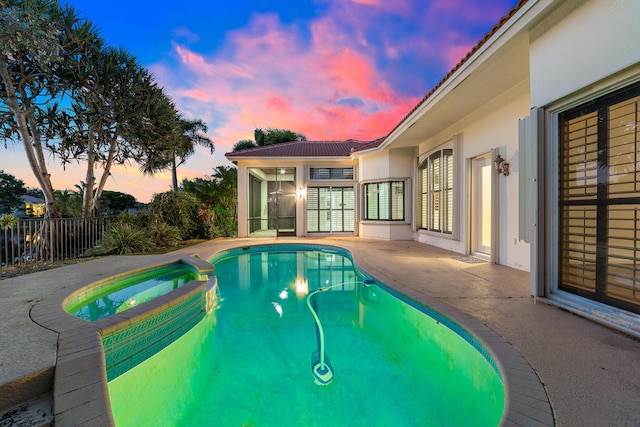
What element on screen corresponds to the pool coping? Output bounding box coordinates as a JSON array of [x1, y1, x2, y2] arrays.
[[27, 241, 553, 426]]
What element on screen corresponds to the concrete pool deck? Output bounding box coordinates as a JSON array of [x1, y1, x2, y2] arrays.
[[1, 237, 639, 426]]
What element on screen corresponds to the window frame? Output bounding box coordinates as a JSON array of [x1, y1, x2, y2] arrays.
[[306, 186, 355, 233], [419, 147, 454, 234], [362, 180, 406, 222], [556, 81, 640, 314], [309, 167, 354, 180]]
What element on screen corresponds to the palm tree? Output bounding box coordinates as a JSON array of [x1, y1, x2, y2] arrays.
[[170, 118, 215, 191], [140, 116, 214, 191], [54, 189, 82, 217]]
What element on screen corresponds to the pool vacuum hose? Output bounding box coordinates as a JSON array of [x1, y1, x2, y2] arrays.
[[307, 287, 334, 385], [306, 280, 371, 385]]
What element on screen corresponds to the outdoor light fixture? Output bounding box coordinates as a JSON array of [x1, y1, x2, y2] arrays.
[[297, 187, 305, 199], [494, 153, 510, 176]]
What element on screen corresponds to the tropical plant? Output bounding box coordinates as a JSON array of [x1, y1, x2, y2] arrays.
[[232, 139, 256, 151], [54, 189, 82, 217], [141, 117, 214, 191], [256, 128, 306, 146], [181, 166, 238, 237], [169, 118, 214, 191], [233, 128, 305, 151], [113, 211, 155, 229], [56, 46, 175, 217], [0, 213, 19, 230], [95, 223, 153, 255], [147, 222, 182, 248], [99, 191, 137, 215], [0, 213, 18, 271]]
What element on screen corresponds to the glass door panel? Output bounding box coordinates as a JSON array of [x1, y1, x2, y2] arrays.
[[247, 167, 296, 237]]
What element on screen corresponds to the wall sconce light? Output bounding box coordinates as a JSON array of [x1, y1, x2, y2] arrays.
[[494, 153, 510, 176], [297, 187, 305, 199]]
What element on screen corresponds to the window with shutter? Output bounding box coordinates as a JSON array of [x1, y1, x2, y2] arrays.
[[306, 186, 355, 233], [558, 83, 640, 314], [419, 148, 454, 234], [363, 181, 404, 221]]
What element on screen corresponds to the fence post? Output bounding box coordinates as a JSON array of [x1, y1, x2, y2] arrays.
[[49, 218, 54, 263]]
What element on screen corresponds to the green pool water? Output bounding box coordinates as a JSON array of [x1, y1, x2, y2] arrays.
[[108, 245, 504, 426], [66, 263, 199, 321]]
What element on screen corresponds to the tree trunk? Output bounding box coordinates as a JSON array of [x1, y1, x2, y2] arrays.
[[0, 60, 60, 261], [172, 155, 178, 191], [83, 128, 96, 218], [0, 60, 58, 219], [93, 136, 118, 213]]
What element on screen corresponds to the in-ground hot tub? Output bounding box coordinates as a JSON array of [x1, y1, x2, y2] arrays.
[[64, 262, 202, 321]]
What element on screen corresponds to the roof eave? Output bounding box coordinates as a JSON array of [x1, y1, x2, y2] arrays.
[[380, 0, 542, 151], [224, 155, 355, 162]]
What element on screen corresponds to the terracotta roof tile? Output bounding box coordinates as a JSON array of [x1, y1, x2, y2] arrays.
[[225, 138, 385, 158]]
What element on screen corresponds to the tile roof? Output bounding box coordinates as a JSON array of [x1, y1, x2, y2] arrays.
[[225, 0, 529, 160], [226, 138, 385, 158]]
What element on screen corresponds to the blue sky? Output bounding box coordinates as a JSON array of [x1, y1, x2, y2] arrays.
[[2, 0, 520, 202]]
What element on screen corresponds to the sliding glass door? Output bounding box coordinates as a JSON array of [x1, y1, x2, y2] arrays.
[[247, 167, 296, 237]]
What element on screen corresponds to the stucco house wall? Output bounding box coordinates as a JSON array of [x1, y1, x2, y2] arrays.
[[527, 0, 640, 319], [413, 79, 531, 269], [358, 148, 415, 240], [529, 0, 640, 108]]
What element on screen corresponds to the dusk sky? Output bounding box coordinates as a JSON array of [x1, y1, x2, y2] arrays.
[[2, 0, 519, 202]]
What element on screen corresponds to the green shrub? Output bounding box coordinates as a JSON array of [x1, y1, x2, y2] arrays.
[[147, 222, 182, 248], [150, 191, 202, 239], [113, 211, 155, 228], [95, 224, 154, 255], [212, 205, 237, 237], [0, 214, 18, 230]]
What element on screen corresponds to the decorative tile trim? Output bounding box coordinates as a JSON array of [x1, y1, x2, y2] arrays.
[[97, 279, 215, 381]]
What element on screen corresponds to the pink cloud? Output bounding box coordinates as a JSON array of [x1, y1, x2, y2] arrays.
[[178, 89, 214, 102], [265, 94, 290, 114], [173, 45, 213, 74], [153, 11, 419, 155], [352, 0, 380, 5], [5, 1, 518, 205], [145, 1, 515, 192], [172, 26, 200, 43]]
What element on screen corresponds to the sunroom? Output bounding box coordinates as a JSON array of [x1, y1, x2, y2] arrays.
[[226, 140, 380, 238]]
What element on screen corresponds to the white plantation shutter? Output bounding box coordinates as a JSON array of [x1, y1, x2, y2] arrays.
[[518, 108, 539, 243]]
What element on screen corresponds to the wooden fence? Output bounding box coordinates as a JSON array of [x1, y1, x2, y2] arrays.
[[1, 217, 112, 269]]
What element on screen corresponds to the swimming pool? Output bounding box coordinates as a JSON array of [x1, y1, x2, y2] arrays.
[[65, 262, 200, 321], [108, 244, 505, 426]]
